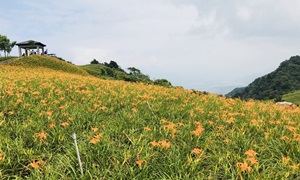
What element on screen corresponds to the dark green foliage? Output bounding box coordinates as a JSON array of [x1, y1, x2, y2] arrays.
[[154, 79, 172, 87], [234, 56, 300, 100], [0, 35, 16, 57], [90, 59, 100, 64], [104, 60, 121, 69]]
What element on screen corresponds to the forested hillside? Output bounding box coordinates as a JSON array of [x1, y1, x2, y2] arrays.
[[233, 56, 300, 100]]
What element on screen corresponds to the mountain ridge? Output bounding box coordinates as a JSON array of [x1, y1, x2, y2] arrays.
[[229, 55, 300, 100]]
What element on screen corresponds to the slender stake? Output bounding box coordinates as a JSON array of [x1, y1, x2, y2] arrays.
[[72, 133, 83, 175], [147, 101, 156, 116]]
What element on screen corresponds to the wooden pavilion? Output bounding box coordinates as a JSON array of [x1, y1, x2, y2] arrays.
[[16, 40, 46, 57]]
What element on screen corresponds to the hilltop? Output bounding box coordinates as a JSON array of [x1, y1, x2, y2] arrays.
[[229, 55, 300, 100], [7, 55, 89, 76]]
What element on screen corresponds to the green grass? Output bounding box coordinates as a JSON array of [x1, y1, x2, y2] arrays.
[[0, 59, 300, 179], [283, 90, 300, 105], [80, 64, 110, 77], [0, 56, 18, 62]]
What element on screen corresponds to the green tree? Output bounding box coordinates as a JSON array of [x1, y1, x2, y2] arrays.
[[90, 59, 100, 64], [127, 67, 141, 76], [127, 67, 151, 83], [154, 79, 172, 87], [0, 35, 16, 57]]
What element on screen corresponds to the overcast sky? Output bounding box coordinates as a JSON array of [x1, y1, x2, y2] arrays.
[[1, 0, 300, 93]]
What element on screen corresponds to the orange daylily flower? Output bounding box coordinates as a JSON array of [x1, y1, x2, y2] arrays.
[[0, 153, 4, 162], [131, 108, 138, 113], [61, 122, 69, 127], [191, 148, 203, 155], [46, 111, 53, 116], [89, 138, 99, 144], [282, 156, 290, 164], [160, 139, 171, 149], [280, 136, 289, 140], [244, 149, 258, 157], [286, 126, 297, 132], [236, 162, 252, 172], [49, 123, 55, 128], [246, 157, 258, 165], [100, 106, 107, 110], [226, 117, 234, 123], [27, 160, 46, 169], [91, 127, 98, 132], [34, 131, 48, 140], [136, 159, 145, 167], [223, 138, 231, 143], [149, 141, 160, 147], [94, 134, 103, 139], [144, 127, 151, 132], [160, 119, 167, 124], [177, 122, 184, 127], [28, 161, 39, 169], [191, 125, 204, 136], [164, 122, 176, 130], [250, 119, 259, 125]]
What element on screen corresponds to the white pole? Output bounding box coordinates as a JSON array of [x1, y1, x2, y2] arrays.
[[72, 133, 84, 175]]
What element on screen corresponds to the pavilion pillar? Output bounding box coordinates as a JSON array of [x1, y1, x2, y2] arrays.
[[18, 47, 22, 57], [37, 46, 40, 55], [42, 47, 45, 54]]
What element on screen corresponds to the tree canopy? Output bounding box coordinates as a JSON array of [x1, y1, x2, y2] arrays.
[[0, 35, 16, 57], [90, 59, 100, 64]]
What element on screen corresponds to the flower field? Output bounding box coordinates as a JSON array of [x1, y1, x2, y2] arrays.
[[0, 61, 300, 179]]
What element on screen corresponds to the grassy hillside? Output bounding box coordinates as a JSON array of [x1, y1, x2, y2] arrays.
[[0, 60, 300, 179], [9, 55, 89, 76], [0, 56, 18, 62], [80, 64, 133, 80], [283, 90, 300, 105]]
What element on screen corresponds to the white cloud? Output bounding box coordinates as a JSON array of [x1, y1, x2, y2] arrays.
[[2, 0, 300, 93], [236, 7, 251, 21]]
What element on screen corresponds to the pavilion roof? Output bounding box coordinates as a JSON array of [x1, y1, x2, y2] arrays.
[[16, 40, 46, 48]]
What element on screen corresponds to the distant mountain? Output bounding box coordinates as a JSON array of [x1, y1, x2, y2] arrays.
[[226, 87, 245, 97], [233, 55, 300, 100]]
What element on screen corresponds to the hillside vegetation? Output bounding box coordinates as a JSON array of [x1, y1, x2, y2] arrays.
[[283, 90, 300, 105], [0, 56, 18, 62], [9, 55, 89, 76], [80, 63, 144, 82], [0, 57, 300, 179], [80, 62, 172, 87], [233, 55, 300, 100]]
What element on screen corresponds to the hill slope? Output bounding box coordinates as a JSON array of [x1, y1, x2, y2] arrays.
[[9, 55, 89, 76], [1, 59, 300, 179], [234, 55, 300, 100], [80, 63, 139, 81], [282, 90, 300, 105]]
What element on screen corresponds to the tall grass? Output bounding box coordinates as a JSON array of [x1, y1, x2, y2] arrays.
[[0, 63, 299, 179]]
